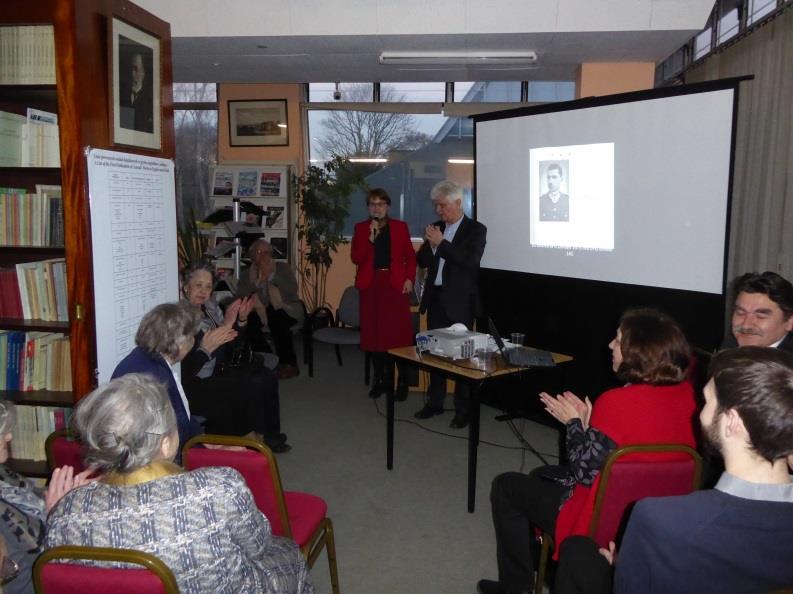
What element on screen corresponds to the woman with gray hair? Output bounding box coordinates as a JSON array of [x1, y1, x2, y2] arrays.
[[180, 262, 290, 452], [0, 401, 92, 594], [111, 301, 203, 459], [45, 373, 314, 594]]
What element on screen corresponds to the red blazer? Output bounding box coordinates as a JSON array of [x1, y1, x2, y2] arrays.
[[351, 218, 416, 292], [553, 381, 697, 558]]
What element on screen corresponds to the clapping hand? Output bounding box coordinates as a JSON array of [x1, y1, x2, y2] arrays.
[[201, 325, 238, 355], [539, 390, 592, 429], [224, 296, 254, 326], [599, 541, 617, 565], [424, 224, 443, 249], [45, 466, 97, 513]]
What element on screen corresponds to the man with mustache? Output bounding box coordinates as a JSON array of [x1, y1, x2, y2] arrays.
[[723, 271, 793, 352]]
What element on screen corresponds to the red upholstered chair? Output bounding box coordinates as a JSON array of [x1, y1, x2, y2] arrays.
[[44, 429, 85, 474], [33, 546, 179, 594], [535, 443, 702, 594], [182, 434, 340, 594]]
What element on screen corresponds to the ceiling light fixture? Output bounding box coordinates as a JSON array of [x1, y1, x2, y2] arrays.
[[349, 157, 388, 163], [379, 51, 537, 66], [448, 158, 475, 164]]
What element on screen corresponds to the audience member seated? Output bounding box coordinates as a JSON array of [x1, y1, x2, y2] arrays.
[[722, 271, 793, 351], [181, 262, 290, 453], [477, 308, 697, 594], [44, 373, 314, 594], [235, 239, 304, 380], [112, 302, 203, 460], [0, 401, 92, 594], [553, 346, 793, 594]]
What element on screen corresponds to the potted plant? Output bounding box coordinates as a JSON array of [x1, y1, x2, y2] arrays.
[[177, 209, 212, 272], [292, 156, 365, 314]]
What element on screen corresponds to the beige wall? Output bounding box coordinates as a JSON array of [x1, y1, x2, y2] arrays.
[[218, 83, 304, 166], [575, 62, 655, 97]]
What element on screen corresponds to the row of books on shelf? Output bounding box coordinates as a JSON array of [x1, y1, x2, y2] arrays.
[[0, 185, 63, 246], [0, 25, 56, 85], [0, 331, 72, 392], [10, 405, 70, 462], [0, 109, 60, 167], [0, 258, 68, 322]]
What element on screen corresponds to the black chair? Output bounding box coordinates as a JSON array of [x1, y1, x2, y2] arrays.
[[307, 286, 370, 383]]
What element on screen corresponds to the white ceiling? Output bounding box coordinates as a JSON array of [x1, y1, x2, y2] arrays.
[[133, 0, 715, 83]]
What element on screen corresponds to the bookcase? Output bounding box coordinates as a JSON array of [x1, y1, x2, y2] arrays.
[[1, 0, 174, 476], [208, 163, 293, 276]]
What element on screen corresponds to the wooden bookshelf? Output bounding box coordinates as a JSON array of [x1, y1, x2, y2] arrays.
[[1, 0, 175, 477]]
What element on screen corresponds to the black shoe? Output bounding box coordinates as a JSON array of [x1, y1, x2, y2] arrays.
[[449, 414, 469, 429], [414, 405, 443, 419], [264, 433, 287, 447], [269, 442, 292, 454], [477, 580, 505, 594], [394, 381, 409, 402], [368, 381, 388, 399]]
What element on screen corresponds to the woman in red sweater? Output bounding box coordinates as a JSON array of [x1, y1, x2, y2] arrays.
[[351, 188, 416, 400], [477, 308, 697, 594]]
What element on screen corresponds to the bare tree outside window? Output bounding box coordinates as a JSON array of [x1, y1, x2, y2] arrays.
[[314, 83, 430, 160], [174, 83, 217, 225]]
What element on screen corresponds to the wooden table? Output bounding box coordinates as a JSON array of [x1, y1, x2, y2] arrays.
[[387, 345, 573, 512]]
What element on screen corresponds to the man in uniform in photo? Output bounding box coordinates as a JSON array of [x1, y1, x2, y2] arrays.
[[539, 163, 569, 222]]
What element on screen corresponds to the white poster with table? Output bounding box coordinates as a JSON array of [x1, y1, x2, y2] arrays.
[[87, 148, 179, 384]]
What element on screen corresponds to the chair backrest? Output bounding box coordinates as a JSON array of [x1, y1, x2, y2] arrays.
[[589, 444, 702, 547], [336, 286, 360, 328], [181, 434, 292, 537], [45, 429, 85, 474], [33, 546, 179, 594]]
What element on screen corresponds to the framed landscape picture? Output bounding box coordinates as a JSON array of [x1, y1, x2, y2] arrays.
[[228, 99, 289, 147], [110, 17, 161, 150]]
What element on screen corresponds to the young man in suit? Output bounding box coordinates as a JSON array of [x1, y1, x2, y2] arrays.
[[414, 180, 487, 429]]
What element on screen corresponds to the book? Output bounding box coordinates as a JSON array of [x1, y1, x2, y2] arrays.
[[0, 331, 7, 390], [0, 111, 26, 167], [260, 172, 283, 196], [236, 170, 258, 196], [14, 263, 32, 320], [6, 331, 25, 391]]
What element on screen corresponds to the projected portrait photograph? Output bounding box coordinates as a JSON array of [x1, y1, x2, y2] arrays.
[[529, 143, 614, 252], [539, 160, 570, 222], [110, 18, 161, 150]]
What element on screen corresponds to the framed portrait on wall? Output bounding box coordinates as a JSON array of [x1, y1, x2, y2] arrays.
[[228, 100, 289, 147], [109, 18, 161, 150]]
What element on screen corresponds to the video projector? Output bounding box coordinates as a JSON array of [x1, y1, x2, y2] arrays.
[[416, 324, 490, 360]]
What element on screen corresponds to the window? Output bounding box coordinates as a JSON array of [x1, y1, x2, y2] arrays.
[[694, 28, 713, 60], [718, 0, 742, 44], [307, 80, 574, 236], [380, 82, 446, 102], [748, 0, 777, 24], [309, 83, 374, 102], [173, 83, 218, 224]]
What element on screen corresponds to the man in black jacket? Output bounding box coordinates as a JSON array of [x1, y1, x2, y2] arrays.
[[722, 271, 793, 352], [414, 180, 487, 429]]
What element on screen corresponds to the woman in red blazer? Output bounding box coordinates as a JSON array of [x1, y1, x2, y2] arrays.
[[351, 188, 417, 400], [478, 308, 698, 594]]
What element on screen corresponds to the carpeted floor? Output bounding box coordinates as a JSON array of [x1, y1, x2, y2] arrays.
[[276, 340, 561, 594]]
